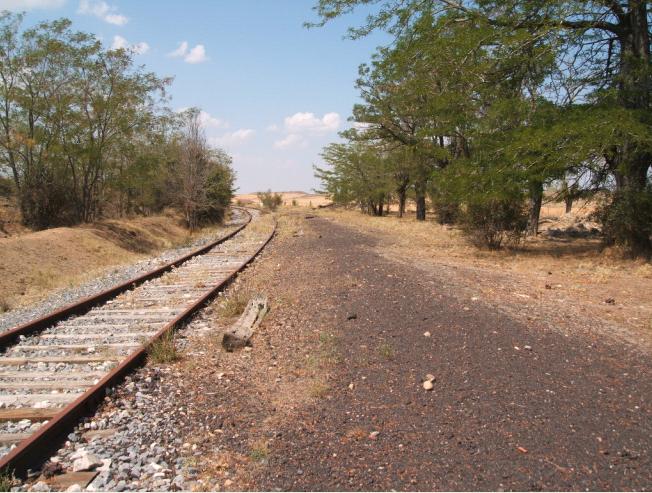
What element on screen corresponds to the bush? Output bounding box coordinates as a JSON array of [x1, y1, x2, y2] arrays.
[[596, 187, 652, 257], [257, 190, 283, 211], [461, 197, 528, 249], [0, 176, 14, 198]]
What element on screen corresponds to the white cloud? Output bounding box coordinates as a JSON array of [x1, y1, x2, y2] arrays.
[[284, 111, 341, 134], [168, 41, 188, 58], [168, 41, 208, 64], [266, 124, 280, 132], [198, 110, 227, 129], [110, 35, 149, 55], [273, 133, 307, 150], [132, 41, 149, 55], [0, 0, 65, 9], [111, 34, 127, 50], [184, 44, 207, 64], [78, 0, 128, 25], [211, 129, 255, 147]]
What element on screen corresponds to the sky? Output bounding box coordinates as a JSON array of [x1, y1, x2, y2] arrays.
[[1, 0, 389, 193]]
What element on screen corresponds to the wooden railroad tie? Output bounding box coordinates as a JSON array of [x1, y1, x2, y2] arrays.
[[222, 295, 269, 352]]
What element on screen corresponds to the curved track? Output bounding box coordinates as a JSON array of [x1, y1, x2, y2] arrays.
[[0, 208, 275, 477]]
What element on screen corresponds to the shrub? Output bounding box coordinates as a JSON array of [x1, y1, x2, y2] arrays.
[[596, 187, 652, 257], [256, 190, 283, 211], [461, 197, 528, 249], [0, 176, 14, 198]]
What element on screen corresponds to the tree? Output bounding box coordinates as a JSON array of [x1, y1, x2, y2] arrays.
[[311, 0, 652, 254]]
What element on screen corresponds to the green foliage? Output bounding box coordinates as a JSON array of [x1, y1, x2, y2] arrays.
[[257, 190, 283, 211], [0, 12, 234, 230], [312, 0, 652, 255]]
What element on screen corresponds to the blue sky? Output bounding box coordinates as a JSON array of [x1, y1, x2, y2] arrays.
[[2, 0, 388, 193]]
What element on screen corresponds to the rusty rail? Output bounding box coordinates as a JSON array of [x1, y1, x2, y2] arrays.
[[0, 210, 275, 478]]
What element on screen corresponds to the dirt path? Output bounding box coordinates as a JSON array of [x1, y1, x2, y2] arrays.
[[170, 213, 651, 491]]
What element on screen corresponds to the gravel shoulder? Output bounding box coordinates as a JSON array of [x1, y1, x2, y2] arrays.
[[22, 211, 651, 491]]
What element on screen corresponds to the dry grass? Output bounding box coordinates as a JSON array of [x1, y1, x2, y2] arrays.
[[377, 342, 395, 360], [0, 211, 230, 313], [315, 205, 652, 348], [147, 332, 179, 364], [218, 288, 252, 318], [234, 192, 331, 209], [308, 380, 330, 398], [248, 441, 269, 462]]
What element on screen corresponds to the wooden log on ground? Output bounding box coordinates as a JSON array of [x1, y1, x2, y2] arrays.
[[222, 295, 268, 352]]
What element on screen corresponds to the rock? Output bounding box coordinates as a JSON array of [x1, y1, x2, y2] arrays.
[[30, 482, 50, 492], [524, 345, 532, 351], [423, 331, 431, 337], [423, 380, 434, 391], [72, 451, 103, 472], [346, 313, 357, 320], [41, 460, 63, 478], [65, 485, 82, 492], [114, 480, 127, 492], [425, 374, 435, 382], [348, 383, 354, 390], [369, 431, 380, 440]]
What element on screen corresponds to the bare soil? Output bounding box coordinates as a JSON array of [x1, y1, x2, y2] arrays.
[[164, 210, 650, 491]]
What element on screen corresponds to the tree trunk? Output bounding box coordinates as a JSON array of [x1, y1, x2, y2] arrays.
[[415, 190, 426, 221], [527, 181, 543, 236], [565, 195, 573, 214], [398, 189, 406, 218], [222, 295, 268, 351]]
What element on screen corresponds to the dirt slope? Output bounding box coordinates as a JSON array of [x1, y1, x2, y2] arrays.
[[0, 213, 194, 311]]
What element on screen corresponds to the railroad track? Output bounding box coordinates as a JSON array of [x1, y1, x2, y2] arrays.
[[0, 207, 275, 478]]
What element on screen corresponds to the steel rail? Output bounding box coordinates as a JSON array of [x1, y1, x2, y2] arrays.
[[0, 207, 251, 349], [0, 210, 275, 478]]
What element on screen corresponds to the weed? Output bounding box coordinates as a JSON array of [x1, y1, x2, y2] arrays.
[[148, 332, 179, 364], [308, 381, 330, 398], [291, 199, 298, 207], [218, 288, 251, 318], [0, 471, 16, 491], [378, 342, 394, 360], [0, 296, 10, 314], [249, 441, 269, 462]]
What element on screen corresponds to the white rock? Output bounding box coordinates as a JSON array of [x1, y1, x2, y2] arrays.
[[66, 485, 82, 492], [423, 331, 431, 337], [30, 481, 50, 492], [72, 451, 103, 472], [423, 380, 434, 391]]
